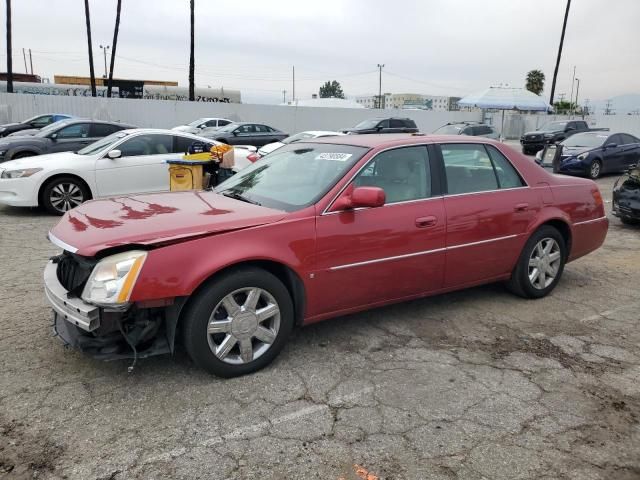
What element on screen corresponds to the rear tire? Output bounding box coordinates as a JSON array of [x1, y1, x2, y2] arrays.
[[620, 216, 640, 226], [506, 225, 567, 299], [182, 267, 294, 377], [41, 176, 90, 215]]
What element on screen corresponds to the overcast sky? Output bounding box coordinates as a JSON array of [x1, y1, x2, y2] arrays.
[[1, 0, 638, 104]]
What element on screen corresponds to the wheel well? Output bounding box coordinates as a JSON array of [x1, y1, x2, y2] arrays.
[[38, 174, 93, 206], [186, 260, 306, 326], [541, 219, 572, 255], [11, 150, 38, 159]]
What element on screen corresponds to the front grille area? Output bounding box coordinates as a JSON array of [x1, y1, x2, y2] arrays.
[[55, 252, 96, 294]]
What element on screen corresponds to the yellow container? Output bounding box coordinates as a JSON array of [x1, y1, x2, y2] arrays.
[[169, 164, 203, 191]]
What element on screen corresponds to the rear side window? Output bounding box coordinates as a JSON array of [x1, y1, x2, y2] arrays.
[[91, 123, 120, 137], [485, 145, 525, 188], [218, 120, 231, 127], [462, 126, 475, 135], [390, 119, 404, 128], [620, 134, 638, 145], [441, 144, 525, 195]]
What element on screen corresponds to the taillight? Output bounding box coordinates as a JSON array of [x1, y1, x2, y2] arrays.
[[591, 188, 603, 207], [247, 153, 259, 163]]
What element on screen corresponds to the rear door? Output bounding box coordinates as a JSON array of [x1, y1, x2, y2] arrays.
[[438, 143, 537, 287], [313, 145, 446, 315], [94, 133, 176, 196], [603, 134, 625, 172], [49, 122, 92, 152], [231, 124, 258, 145], [389, 118, 405, 133]]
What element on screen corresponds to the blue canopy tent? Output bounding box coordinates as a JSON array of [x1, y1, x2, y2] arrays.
[[457, 87, 552, 141]]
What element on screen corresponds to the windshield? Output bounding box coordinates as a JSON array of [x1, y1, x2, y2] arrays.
[[539, 121, 567, 132], [353, 119, 380, 130], [77, 131, 130, 155], [187, 118, 207, 127], [562, 133, 608, 148], [35, 120, 73, 138], [281, 132, 316, 144], [434, 125, 463, 135], [215, 143, 368, 211], [217, 123, 238, 133]]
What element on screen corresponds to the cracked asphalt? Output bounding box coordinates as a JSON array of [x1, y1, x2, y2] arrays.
[[1, 174, 639, 479]]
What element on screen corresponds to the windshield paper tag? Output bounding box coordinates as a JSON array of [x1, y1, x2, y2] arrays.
[[316, 152, 353, 161]]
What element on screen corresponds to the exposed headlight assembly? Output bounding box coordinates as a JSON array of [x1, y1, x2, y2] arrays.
[[1, 168, 42, 178], [82, 251, 147, 307], [577, 152, 589, 160]]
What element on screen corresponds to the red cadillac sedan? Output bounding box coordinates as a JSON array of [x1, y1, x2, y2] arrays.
[[45, 134, 608, 377]]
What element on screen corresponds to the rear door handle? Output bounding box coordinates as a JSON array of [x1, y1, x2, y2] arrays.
[[514, 203, 529, 212], [415, 216, 437, 228]]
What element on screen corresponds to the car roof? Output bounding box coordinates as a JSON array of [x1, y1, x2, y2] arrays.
[[57, 118, 136, 127], [308, 133, 502, 148], [119, 128, 222, 140]]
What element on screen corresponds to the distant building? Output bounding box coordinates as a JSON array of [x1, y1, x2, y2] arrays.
[[354, 93, 459, 111], [0, 72, 42, 83]]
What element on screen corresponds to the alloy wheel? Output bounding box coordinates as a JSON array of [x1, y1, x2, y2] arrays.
[[206, 287, 281, 365], [49, 182, 84, 213], [528, 238, 562, 290], [590, 161, 601, 179]]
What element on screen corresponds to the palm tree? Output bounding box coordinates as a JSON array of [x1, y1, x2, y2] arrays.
[[107, 0, 122, 98], [189, 0, 195, 101], [549, 0, 571, 106], [84, 0, 97, 97], [5, 0, 13, 93], [525, 70, 545, 95]]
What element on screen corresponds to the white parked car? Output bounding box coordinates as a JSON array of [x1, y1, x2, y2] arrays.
[[172, 118, 233, 134], [256, 130, 345, 158], [0, 129, 251, 215]]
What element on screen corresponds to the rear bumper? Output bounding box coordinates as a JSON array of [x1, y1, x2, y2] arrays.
[[569, 216, 609, 262]]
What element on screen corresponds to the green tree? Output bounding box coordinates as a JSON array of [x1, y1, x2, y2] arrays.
[[319, 80, 344, 99], [526, 69, 545, 95], [553, 100, 577, 114]]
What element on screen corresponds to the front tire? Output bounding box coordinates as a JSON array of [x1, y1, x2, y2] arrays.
[[182, 267, 294, 377], [41, 176, 90, 215], [589, 159, 602, 179], [507, 226, 567, 299]]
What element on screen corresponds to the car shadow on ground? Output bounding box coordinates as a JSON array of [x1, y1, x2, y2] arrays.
[[0, 205, 50, 218]]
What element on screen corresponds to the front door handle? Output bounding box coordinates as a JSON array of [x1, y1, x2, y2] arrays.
[[514, 203, 529, 212], [415, 216, 437, 228]]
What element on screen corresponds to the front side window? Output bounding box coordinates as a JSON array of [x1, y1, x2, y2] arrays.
[[377, 119, 390, 129], [77, 131, 130, 155], [118, 134, 173, 157], [215, 143, 368, 211], [56, 123, 90, 139], [441, 144, 498, 194], [353, 146, 431, 203]]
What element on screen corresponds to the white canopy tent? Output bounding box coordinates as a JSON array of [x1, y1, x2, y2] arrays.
[[457, 87, 552, 140]]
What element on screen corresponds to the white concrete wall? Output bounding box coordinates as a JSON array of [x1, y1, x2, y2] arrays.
[[0, 93, 481, 135]]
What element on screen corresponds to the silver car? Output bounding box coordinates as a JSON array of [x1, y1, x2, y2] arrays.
[[433, 122, 499, 139]]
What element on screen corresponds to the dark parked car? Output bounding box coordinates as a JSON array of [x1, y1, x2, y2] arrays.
[[520, 120, 607, 155], [343, 117, 418, 134], [0, 113, 72, 138], [536, 132, 640, 179], [208, 122, 288, 147], [0, 119, 136, 162], [433, 121, 499, 139], [613, 167, 640, 225]]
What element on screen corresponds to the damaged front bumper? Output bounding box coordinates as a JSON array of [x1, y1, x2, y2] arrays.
[[44, 260, 183, 362]]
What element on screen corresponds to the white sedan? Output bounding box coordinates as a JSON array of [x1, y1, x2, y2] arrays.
[[0, 128, 251, 215], [256, 130, 345, 158]]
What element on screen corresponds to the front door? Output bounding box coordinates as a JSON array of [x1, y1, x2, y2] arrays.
[[49, 122, 94, 152], [312, 145, 446, 316], [438, 143, 537, 287], [95, 133, 176, 197], [231, 124, 258, 146]]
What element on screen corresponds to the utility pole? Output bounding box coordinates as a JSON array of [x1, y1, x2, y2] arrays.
[[558, 93, 566, 102], [549, 0, 571, 107], [574, 78, 580, 116], [604, 99, 613, 115], [28, 48, 33, 74], [83, 0, 97, 97], [6, 0, 13, 93], [99, 45, 110, 78], [22, 48, 27, 73], [569, 65, 576, 113], [292, 66, 295, 103], [377, 64, 384, 109]]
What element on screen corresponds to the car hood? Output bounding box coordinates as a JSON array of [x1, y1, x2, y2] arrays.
[[524, 130, 556, 136], [0, 136, 48, 149], [560, 145, 597, 156], [0, 151, 80, 169], [48, 191, 287, 256]]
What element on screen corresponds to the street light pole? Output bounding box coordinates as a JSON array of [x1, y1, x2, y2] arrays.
[[377, 64, 384, 109], [574, 78, 580, 116], [549, 0, 571, 108], [99, 45, 110, 78]]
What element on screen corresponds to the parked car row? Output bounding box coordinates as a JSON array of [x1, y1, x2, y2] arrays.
[[520, 120, 608, 155]]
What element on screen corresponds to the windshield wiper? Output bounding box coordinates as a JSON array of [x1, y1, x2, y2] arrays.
[[221, 190, 261, 205]]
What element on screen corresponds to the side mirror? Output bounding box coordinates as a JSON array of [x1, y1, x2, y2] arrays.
[[232, 131, 239, 136], [605, 143, 617, 149], [376, 125, 384, 131], [331, 186, 386, 211], [49, 133, 58, 140], [565, 127, 575, 132], [107, 149, 122, 159]]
